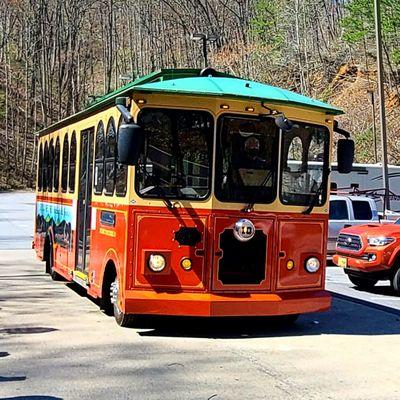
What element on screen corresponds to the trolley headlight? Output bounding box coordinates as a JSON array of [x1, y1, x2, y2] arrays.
[[305, 257, 320, 273], [367, 237, 395, 246], [148, 254, 166, 272]]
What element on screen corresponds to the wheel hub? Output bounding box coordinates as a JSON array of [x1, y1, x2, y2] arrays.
[[110, 280, 119, 305]]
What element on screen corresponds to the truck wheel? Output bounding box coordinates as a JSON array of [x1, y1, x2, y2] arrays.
[[348, 275, 377, 290], [391, 267, 400, 295], [110, 277, 135, 327]]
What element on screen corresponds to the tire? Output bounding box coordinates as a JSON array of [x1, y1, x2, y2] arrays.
[[46, 241, 61, 281], [348, 275, 377, 290], [110, 277, 135, 327], [391, 267, 400, 295]]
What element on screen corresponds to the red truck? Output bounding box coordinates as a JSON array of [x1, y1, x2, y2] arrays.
[[332, 219, 400, 293]]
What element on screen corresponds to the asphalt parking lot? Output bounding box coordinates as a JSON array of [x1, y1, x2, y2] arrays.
[[1, 192, 400, 400]]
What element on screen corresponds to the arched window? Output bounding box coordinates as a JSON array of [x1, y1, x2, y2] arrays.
[[53, 137, 60, 192], [37, 143, 43, 191], [48, 139, 54, 192], [104, 117, 116, 195], [94, 121, 105, 195], [69, 132, 76, 193], [61, 134, 69, 192], [115, 116, 128, 197], [43, 142, 49, 191]]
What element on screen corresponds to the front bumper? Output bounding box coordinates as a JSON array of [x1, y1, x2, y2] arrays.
[[332, 252, 388, 273], [123, 290, 331, 317]]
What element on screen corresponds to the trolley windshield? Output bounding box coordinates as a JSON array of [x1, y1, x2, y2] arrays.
[[215, 116, 279, 204], [136, 108, 213, 200]]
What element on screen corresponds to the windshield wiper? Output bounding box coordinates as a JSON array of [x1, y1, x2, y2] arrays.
[[242, 170, 273, 213], [140, 166, 174, 210], [302, 168, 330, 215]]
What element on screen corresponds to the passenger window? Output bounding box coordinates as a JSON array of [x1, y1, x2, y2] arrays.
[[352, 200, 372, 220], [61, 134, 69, 192], [48, 139, 54, 192], [69, 132, 76, 193], [43, 142, 49, 191], [94, 121, 105, 195], [53, 137, 60, 192], [105, 117, 116, 196], [116, 116, 128, 197], [329, 200, 348, 220], [38, 144, 43, 191]]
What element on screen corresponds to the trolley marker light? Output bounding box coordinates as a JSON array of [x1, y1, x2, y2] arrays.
[[148, 254, 166, 272], [286, 260, 295, 270], [181, 258, 192, 271], [305, 257, 320, 273]]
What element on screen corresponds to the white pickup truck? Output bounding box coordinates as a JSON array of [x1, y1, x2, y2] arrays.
[[327, 195, 379, 259]]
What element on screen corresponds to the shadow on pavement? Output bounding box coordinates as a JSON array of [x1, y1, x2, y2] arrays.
[[0, 327, 58, 335], [1, 397, 63, 400], [353, 284, 398, 297], [129, 298, 400, 339], [0, 376, 26, 382]]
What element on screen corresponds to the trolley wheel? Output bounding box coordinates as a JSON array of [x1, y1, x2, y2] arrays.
[[348, 275, 377, 290], [46, 241, 61, 281], [110, 277, 135, 327], [391, 267, 400, 295]]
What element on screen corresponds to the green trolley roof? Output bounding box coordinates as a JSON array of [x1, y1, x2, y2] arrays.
[[37, 68, 342, 137]]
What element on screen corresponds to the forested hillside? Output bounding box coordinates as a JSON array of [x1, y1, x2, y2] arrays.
[[1, 0, 400, 189]]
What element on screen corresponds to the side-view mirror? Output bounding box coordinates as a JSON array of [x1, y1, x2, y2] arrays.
[[337, 138, 354, 174], [275, 114, 293, 132], [117, 122, 144, 165]]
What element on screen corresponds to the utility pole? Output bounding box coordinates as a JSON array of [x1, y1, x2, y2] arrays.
[[367, 90, 378, 163], [374, 0, 390, 211]]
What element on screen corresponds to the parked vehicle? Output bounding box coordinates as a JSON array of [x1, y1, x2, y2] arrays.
[[330, 163, 400, 212], [328, 195, 379, 259], [332, 218, 400, 293]]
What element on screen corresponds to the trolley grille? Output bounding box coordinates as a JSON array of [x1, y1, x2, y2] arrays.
[[218, 229, 267, 285]]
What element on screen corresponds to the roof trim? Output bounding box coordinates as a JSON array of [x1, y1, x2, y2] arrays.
[[36, 68, 342, 137]]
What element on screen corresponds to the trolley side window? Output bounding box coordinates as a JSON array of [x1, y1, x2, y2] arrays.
[[136, 108, 213, 200], [54, 137, 60, 192], [69, 132, 76, 193], [115, 116, 128, 197], [43, 142, 49, 192], [48, 139, 54, 192], [61, 134, 69, 192], [94, 121, 105, 195], [105, 117, 117, 196], [37, 143, 43, 191]]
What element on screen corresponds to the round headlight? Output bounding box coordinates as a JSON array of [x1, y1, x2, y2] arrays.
[[148, 254, 166, 272], [305, 257, 320, 273]]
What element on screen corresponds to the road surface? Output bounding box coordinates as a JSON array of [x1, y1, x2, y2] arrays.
[[1, 192, 400, 400]]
